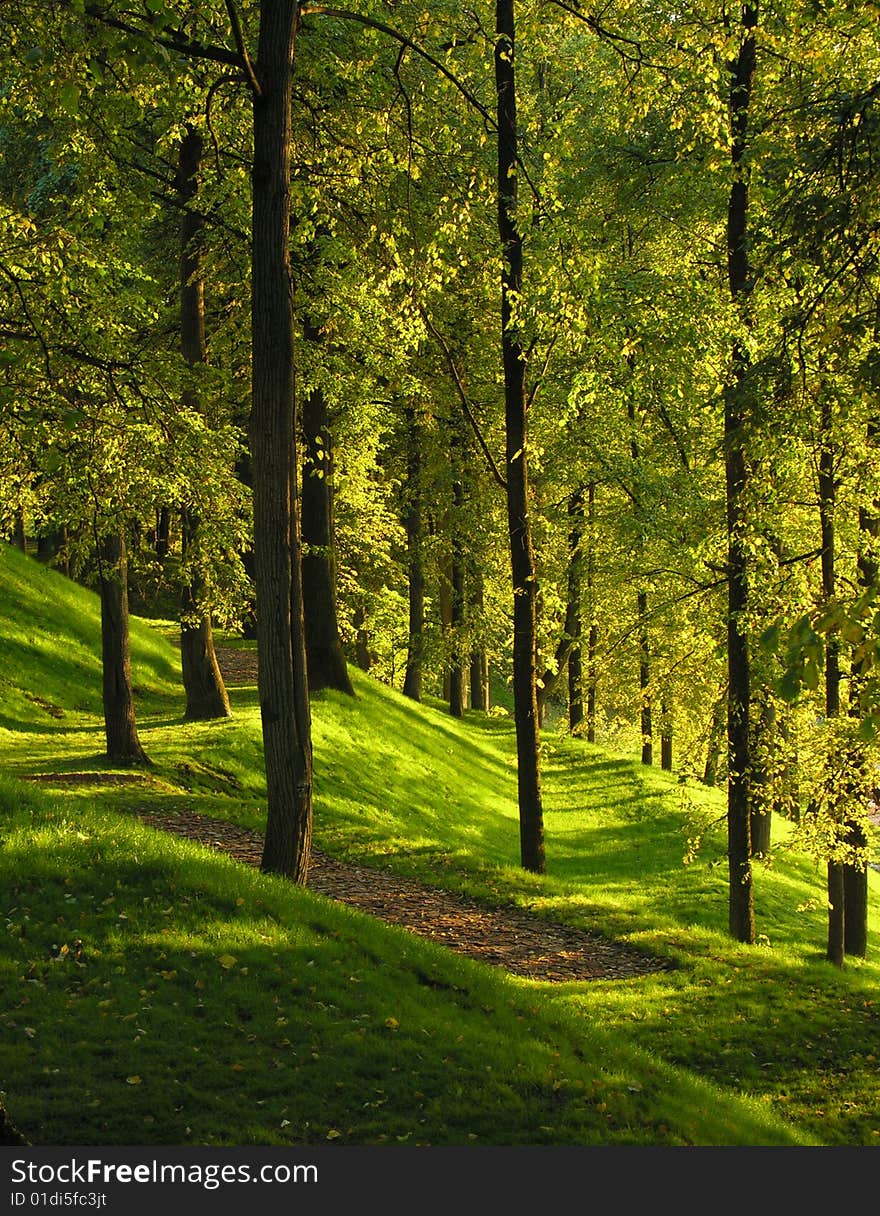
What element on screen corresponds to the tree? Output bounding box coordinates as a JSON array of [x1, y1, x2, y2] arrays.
[[176, 126, 233, 722], [495, 0, 545, 873]]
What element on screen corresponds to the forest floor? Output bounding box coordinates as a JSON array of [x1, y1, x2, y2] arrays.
[[129, 801, 671, 983], [114, 645, 672, 984]]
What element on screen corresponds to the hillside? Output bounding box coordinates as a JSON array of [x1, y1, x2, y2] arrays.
[[1, 542, 879, 1146]]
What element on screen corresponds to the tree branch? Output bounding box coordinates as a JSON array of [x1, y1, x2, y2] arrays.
[[420, 307, 508, 491], [299, 6, 495, 127], [223, 0, 262, 97]]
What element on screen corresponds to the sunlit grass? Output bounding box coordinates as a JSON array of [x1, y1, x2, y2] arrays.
[[1, 542, 879, 1146]]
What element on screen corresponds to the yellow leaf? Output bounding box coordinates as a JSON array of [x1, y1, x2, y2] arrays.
[[326, 1129, 340, 1140], [231, 1063, 246, 1072], [217, 954, 237, 969], [384, 1017, 399, 1029], [126, 1076, 142, 1086]]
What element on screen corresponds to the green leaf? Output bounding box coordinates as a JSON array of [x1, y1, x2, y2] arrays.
[[802, 659, 820, 691], [59, 82, 80, 116], [759, 624, 780, 653], [778, 669, 802, 703]]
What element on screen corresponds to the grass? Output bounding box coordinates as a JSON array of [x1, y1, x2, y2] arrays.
[[0, 541, 878, 1147]]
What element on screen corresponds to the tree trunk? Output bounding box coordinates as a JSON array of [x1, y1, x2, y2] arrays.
[[584, 483, 598, 741], [637, 590, 653, 765], [468, 572, 489, 711], [12, 509, 25, 552], [724, 5, 758, 944], [845, 416, 878, 958], [300, 322, 354, 696], [749, 692, 774, 857], [154, 506, 171, 560], [537, 488, 583, 724], [402, 403, 425, 702], [177, 127, 232, 722], [250, 0, 312, 883], [496, 0, 545, 873], [449, 420, 466, 718], [819, 402, 845, 965], [660, 697, 673, 772], [99, 530, 149, 766], [353, 602, 371, 671], [703, 688, 726, 785], [181, 514, 232, 721]]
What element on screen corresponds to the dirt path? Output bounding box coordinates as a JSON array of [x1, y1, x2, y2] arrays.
[[131, 803, 672, 983], [28, 644, 673, 983]]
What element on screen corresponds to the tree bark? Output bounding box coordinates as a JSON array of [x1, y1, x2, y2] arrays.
[[12, 509, 25, 552], [99, 529, 149, 766], [449, 418, 466, 718], [637, 590, 653, 765], [496, 0, 545, 873], [749, 692, 774, 857], [250, 0, 312, 883], [538, 488, 583, 724], [353, 602, 371, 672], [402, 403, 425, 702], [177, 127, 232, 722], [154, 506, 171, 560], [724, 4, 758, 944], [584, 483, 598, 741], [844, 416, 878, 958], [660, 697, 673, 772], [819, 401, 845, 965], [300, 321, 354, 696], [468, 571, 489, 711]]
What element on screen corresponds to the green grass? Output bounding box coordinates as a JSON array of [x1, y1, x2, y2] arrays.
[[0, 541, 878, 1146]]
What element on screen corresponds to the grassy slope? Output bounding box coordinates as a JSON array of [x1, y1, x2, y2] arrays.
[[0, 542, 878, 1146]]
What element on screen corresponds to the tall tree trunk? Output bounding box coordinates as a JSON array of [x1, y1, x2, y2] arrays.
[[177, 127, 232, 722], [819, 401, 845, 965], [537, 488, 583, 724], [567, 486, 586, 735], [496, 0, 545, 873], [154, 506, 171, 560], [637, 590, 653, 765], [749, 691, 774, 857], [703, 688, 727, 786], [449, 419, 466, 718], [627, 351, 652, 767], [99, 529, 149, 767], [181, 512, 232, 720], [300, 321, 354, 696], [12, 509, 25, 553], [250, 1, 312, 883], [353, 603, 371, 672], [584, 483, 598, 742], [844, 413, 878, 959], [468, 571, 489, 711], [402, 403, 425, 702], [660, 696, 673, 772], [724, 4, 758, 944]]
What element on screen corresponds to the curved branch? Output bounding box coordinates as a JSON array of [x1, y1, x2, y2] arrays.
[[420, 307, 507, 491], [300, 5, 495, 127], [224, 0, 262, 97]]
